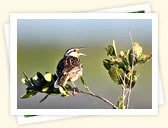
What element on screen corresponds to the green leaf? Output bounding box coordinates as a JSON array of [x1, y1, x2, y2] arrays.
[[116, 96, 125, 109], [138, 54, 152, 64], [30, 78, 40, 87], [132, 43, 143, 58], [21, 72, 60, 99], [124, 70, 138, 89], [32, 75, 38, 80], [128, 43, 143, 66], [119, 51, 124, 57], [21, 91, 37, 99], [41, 87, 49, 92], [113, 57, 126, 70], [26, 86, 36, 91], [21, 94, 30, 99], [36, 72, 45, 81], [44, 72, 52, 82], [22, 79, 32, 87], [52, 74, 58, 81], [22, 72, 34, 87], [120, 53, 130, 70], [105, 40, 117, 57], [108, 65, 124, 84], [21, 78, 26, 84], [106, 45, 114, 57], [50, 93, 59, 96], [103, 59, 112, 70]]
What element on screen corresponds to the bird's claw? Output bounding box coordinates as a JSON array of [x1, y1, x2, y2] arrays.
[[72, 87, 78, 96]]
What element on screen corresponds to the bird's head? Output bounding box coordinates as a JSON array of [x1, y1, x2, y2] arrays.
[[64, 47, 86, 58]]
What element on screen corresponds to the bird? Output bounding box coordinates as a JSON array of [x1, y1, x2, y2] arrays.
[[55, 47, 86, 94]]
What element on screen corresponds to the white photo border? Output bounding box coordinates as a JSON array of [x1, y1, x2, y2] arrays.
[[10, 13, 158, 115], [91, 3, 151, 13]]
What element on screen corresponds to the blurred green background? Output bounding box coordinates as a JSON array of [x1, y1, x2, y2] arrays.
[[17, 19, 152, 109]]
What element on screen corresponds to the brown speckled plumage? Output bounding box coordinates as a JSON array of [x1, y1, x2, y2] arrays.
[[56, 56, 83, 86]]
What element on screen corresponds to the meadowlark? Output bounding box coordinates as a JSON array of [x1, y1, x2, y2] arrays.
[[55, 47, 86, 93]]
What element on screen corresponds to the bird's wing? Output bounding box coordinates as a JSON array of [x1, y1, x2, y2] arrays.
[[56, 56, 80, 76]]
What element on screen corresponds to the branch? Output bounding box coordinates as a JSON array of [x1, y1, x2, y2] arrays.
[[80, 77, 118, 109], [126, 32, 134, 109], [126, 89, 132, 108], [21, 72, 118, 108], [77, 88, 118, 109]]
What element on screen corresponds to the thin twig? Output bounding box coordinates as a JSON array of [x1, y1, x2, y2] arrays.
[[80, 76, 118, 109], [126, 89, 132, 108], [118, 74, 126, 108], [126, 31, 134, 109], [78, 89, 118, 109]]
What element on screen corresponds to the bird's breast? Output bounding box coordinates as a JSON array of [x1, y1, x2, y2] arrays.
[[69, 65, 83, 82]]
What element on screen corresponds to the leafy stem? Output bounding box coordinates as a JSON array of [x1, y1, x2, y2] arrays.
[[21, 72, 118, 109], [126, 32, 135, 108], [103, 39, 151, 109]]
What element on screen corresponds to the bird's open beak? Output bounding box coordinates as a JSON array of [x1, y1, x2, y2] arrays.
[[79, 52, 86, 56], [77, 47, 86, 56]]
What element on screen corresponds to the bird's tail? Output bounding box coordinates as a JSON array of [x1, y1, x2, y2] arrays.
[[54, 74, 69, 87]]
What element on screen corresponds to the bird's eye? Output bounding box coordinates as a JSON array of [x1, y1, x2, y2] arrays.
[[73, 49, 76, 52]]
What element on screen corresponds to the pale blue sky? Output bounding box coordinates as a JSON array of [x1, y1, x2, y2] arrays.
[[17, 19, 152, 47]]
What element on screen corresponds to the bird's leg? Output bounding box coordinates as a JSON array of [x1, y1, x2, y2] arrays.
[[71, 81, 76, 88], [71, 81, 77, 95]]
